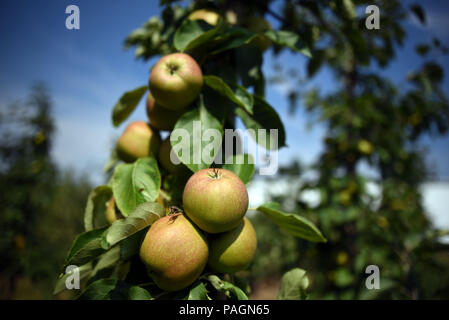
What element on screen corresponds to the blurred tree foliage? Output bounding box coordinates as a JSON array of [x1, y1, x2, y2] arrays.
[[241, 0, 449, 299], [0, 83, 91, 299], [124, 0, 449, 299]]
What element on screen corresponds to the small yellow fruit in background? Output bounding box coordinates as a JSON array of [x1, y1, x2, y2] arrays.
[[105, 197, 119, 224], [246, 16, 272, 52], [188, 9, 220, 26], [357, 139, 374, 155]]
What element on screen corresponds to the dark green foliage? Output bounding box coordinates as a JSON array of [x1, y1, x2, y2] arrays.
[[248, 0, 449, 299], [0, 84, 92, 298]]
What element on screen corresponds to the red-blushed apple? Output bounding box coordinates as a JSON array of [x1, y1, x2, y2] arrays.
[[146, 93, 186, 131], [182, 168, 249, 234], [149, 53, 203, 110], [188, 9, 220, 26], [139, 213, 209, 291], [208, 217, 257, 273], [116, 121, 160, 163], [158, 136, 187, 174]]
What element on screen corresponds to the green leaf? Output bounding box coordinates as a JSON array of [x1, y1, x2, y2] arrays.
[[171, 100, 223, 172], [53, 263, 93, 295], [112, 86, 148, 127], [84, 185, 112, 231], [307, 50, 326, 78], [63, 228, 108, 270], [222, 154, 255, 184], [128, 286, 153, 300], [235, 96, 286, 150], [235, 46, 264, 94], [257, 202, 327, 242], [91, 245, 121, 278], [210, 28, 257, 55], [410, 4, 426, 25], [342, 0, 357, 19], [203, 75, 254, 114], [277, 268, 309, 300], [79, 278, 118, 300], [207, 275, 249, 300], [264, 30, 311, 57], [174, 19, 217, 52], [102, 202, 164, 250], [79, 279, 152, 300], [188, 281, 211, 300], [120, 228, 148, 261], [112, 157, 161, 217]]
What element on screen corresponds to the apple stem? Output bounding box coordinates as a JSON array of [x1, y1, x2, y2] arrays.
[[208, 167, 221, 179], [168, 64, 177, 75]]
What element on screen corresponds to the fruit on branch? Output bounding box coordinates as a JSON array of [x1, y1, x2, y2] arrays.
[[188, 9, 220, 26], [182, 168, 249, 234], [246, 16, 272, 52], [116, 121, 160, 162], [146, 93, 186, 131], [225, 10, 237, 25], [105, 197, 121, 224], [149, 53, 203, 110], [139, 213, 209, 291], [158, 136, 186, 174], [208, 217, 257, 273]]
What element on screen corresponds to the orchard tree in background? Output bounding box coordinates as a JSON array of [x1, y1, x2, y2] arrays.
[[54, 0, 325, 300], [0, 83, 56, 297], [246, 0, 449, 299], [0, 84, 91, 299]]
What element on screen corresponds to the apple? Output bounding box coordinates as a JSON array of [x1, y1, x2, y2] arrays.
[[139, 213, 209, 291], [149, 53, 203, 110], [158, 136, 187, 174], [116, 121, 160, 163], [146, 93, 186, 131], [188, 9, 220, 26], [246, 16, 272, 52], [105, 197, 121, 224], [182, 168, 249, 233], [208, 217, 257, 273]]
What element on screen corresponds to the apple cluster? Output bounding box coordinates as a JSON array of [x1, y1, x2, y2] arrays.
[[140, 168, 257, 291], [110, 51, 257, 292]]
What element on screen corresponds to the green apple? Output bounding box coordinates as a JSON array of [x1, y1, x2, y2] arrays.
[[116, 121, 160, 163], [105, 197, 121, 224], [139, 214, 209, 291], [188, 9, 220, 26], [246, 16, 272, 52], [149, 53, 203, 110], [208, 217, 257, 273], [182, 168, 249, 233], [146, 93, 186, 131]]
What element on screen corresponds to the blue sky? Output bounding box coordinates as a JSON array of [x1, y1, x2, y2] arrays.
[[0, 0, 448, 184]]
